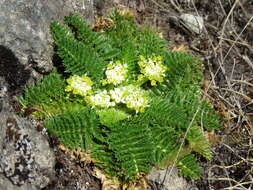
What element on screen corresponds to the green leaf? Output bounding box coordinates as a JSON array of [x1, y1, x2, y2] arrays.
[[98, 108, 130, 126], [50, 21, 107, 83], [44, 108, 101, 150], [108, 121, 155, 181], [177, 153, 201, 179], [186, 125, 212, 160]]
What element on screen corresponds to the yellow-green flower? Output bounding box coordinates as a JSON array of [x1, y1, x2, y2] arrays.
[[86, 90, 115, 108], [65, 75, 93, 96], [138, 55, 167, 86], [110, 85, 149, 113], [103, 60, 128, 86], [109, 87, 127, 103], [123, 85, 149, 113]]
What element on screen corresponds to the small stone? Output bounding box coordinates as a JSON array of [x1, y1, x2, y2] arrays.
[[180, 14, 204, 34], [147, 166, 198, 190]]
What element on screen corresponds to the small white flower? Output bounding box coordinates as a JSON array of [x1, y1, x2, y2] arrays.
[[88, 90, 115, 108], [109, 87, 126, 103], [104, 61, 128, 86], [110, 85, 149, 112], [138, 56, 167, 86], [123, 86, 149, 113], [65, 75, 93, 96], [144, 59, 164, 76]]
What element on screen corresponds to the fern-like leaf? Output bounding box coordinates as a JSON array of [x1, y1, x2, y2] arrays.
[[98, 108, 130, 126], [177, 153, 201, 179], [163, 51, 202, 89], [51, 22, 107, 83], [64, 14, 119, 60], [18, 72, 65, 108], [186, 125, 212, 160], [198, 101, 221, 130], [138, 96, 189, 129], [41, 100, 87, 117], [92, 144, 121, 178], [137, 26, 167, 56], [108, 121, 155, 181], [44, 108, 101, 150]]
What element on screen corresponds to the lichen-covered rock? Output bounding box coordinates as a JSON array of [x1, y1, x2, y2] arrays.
[[0, 1, 96, 189], [0, 95, 55, 190], [0, 0, 94, 76]]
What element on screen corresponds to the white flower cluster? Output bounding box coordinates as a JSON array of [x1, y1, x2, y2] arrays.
[[65, 75, 93, 96], [84, 85, 149, 112], [123, 86, 149, 113], [109, 87, 126, 103], [110, 85, 149, 113], [87, 90, 115, 108], [65, 56, 167, 113], [103, 60, 128, 86], [138, 56, 167, 86]]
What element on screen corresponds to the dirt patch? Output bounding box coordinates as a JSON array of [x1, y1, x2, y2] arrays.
[[42, 139, 101, 190]]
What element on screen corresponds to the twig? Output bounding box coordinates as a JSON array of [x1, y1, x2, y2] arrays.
[[238, 1, 251, 21], [218, 0, 227, 16], [211, 86, 253, 103], [231, 80, 253, 87], [149, 0, 181, 14], [223, 15, 253, 62], [218, 0, 239, 48], [217, 37, 253, 49], [213, 158, 253, 169], [229, 59, 236, 82], [224, 181, 253, 190], [211, 88, 236, 109], [168, 0, 182, 13], [162, 107, 200, 185], [241, 55, 253, 70]]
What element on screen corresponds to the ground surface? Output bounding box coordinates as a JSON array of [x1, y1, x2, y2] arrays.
[[144, 1, 253, 189], [9, 0, 253, 189], [98, 0, 253, 189]]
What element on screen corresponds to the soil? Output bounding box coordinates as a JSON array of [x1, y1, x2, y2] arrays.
[[6, 0, 253, 189], [41, 139, 101, 190]]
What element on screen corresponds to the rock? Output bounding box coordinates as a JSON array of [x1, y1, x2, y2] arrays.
[[0, 77, 8, 100], [0, 46, 31, 95], [0, 1, 97, 189], [179, 14, 204, 34], [0, 0, 94, 77], [0, 95, 55, 190], [147, 166, 198, 190]]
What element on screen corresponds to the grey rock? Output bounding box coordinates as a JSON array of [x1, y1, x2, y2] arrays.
[[0, 77, 8, 100], [180, 14, 204, 34], [0, 0, 94, 76], [147, 166, 198, 190], [0, 96, 55, 190], [0, 1, 96, 189], [0, 46, 31, 94]]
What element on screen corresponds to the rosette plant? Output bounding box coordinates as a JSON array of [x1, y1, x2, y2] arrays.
[[18, 10, 220, 184]]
